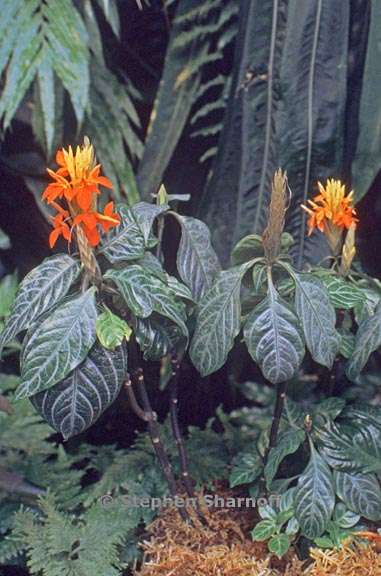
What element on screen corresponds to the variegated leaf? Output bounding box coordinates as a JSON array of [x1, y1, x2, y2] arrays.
[[0, 254, 80, 352], [190, 265, 247, 376], [31, 343, 127, 439], [16, 290, 97, 399]]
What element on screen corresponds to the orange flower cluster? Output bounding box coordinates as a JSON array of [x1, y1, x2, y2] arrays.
[[301, 179, 358, 255], [42, 138, 120, 248], [301, 179, 358, 236]]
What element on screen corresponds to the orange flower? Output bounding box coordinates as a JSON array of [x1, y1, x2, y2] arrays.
[[42, 138, 112, 210], [73, 202, 120, 247], [301, 179, 358, 255], [42, 138, 119, 249], [49, 211, 72, 248]]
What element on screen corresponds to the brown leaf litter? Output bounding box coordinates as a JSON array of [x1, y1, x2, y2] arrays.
[[135, 490, 381, 576]]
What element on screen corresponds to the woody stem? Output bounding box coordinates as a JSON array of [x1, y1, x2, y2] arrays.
[[169, 355, 194, 498], [132, 368, 190, 523]]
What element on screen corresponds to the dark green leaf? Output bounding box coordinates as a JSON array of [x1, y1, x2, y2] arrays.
[[312, 398, 346, 422], [244, 282, 305, 384], [134, 315, 186, 361], [333, 502, 360, 528], [339, 329, 355, 359], [351, 1, 381, 201], [132, 202, 169, 244], [335, 471, 381, 521], [32, 343, 127, 439], [294, 443, 335, 538], [231, 234, 264, 265], [265, 430, 306, 489], [105, 266, 188, 337], [294, 274, 340, 368], [99, 205, 145, 263], [279, 0, 350, 267], [174, 214, 221, 301], [229, 451, 263, 487], [16, 290, 97, 399], [346, 304, 381, 380], [0, 255, 80, 353], [189, 266, 247, 376], [319, 421, 381, 474]]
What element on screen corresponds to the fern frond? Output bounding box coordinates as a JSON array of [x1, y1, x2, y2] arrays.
[[0, 0, 90, 135]]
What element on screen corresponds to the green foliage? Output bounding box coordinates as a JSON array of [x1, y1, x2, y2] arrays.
[[31, 343, 127, 439], [0, 0, 141, 201], [233, 386, 381, 551], [190, 264, 249, 375], [0, 199, 208, 437], [244, 278, 305, 383], [0, 254, 80, 353], [351, 0, 381, 201], [172, 213, 221, 301], [137, 0, 238, 199], [96, 307, 132, 350], [17, 289, 98, 399]]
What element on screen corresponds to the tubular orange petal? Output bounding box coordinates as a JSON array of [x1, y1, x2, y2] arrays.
[[49, 228, 61, 248], [95, 176, 113, 189], [83, 225, 100, 247]]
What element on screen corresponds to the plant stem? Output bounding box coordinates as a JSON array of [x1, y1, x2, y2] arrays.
[[169, 356, 194, 498], [268, 380, 288, 452], [132, 368, 190, 523]]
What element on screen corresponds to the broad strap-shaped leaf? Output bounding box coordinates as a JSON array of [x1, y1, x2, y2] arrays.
[[244, 282, 305, 384], [98, 205, 145, 262], [132, 202, 169, 244], [318, 421, 381, 474], [294, 274, 340, 368], [265, 429, 306, 489], [134, 315, 186, 361], [189, 265, 247, 376], [31, 343, 127, 440], [104, 265, 188, 337], [202, 0, 287, 264], [0, 254, 80, 353], [294, 443, 335, 538], [96, 308, 131, 350], [16, 290, 97, 399], [279, 0, 350, 267], [174, 213, 221, 301], [352, 0, 381, 202], [334, 470, 381, 521], [346, 303, 381, 380]]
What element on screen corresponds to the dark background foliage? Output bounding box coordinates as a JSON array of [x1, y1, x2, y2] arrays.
[[1, 0, 381, 447]]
